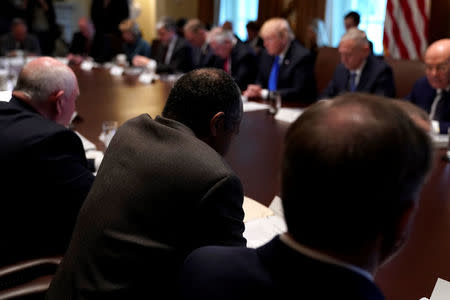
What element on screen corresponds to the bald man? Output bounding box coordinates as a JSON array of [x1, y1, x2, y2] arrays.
[[0, 57, 94, 266], [407, 39, 450, 134]]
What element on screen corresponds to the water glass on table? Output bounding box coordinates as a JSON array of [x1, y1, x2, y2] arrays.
[[99, 121, 118, 148]]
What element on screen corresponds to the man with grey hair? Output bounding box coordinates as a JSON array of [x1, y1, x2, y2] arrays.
[[208, 26, 257, 90], [320, 28, 395, 99], [183, 18, 216, 68], [243, 17, 316, 103], [0, 57, 94, 267], [133, 16, 193, 73]]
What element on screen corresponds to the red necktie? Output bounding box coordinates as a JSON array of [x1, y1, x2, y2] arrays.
[[223, 57, 230, 74]]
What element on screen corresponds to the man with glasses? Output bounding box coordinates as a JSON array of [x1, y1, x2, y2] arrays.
[[407, 39, 450, 134]]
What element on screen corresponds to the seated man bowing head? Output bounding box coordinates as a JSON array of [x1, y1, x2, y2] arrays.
[[46, 68, 246, 299], [179, 93, 432, 300], [0, 57, 94, 267]]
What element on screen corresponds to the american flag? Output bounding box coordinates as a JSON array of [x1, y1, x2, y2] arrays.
[[383, 0, 431, 60]]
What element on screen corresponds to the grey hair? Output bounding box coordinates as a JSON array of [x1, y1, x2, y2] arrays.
[[207, 26, 236, 45], [14, 59, 76, 103], [156, 16, 176, 32], [341, 28, 369, 47]]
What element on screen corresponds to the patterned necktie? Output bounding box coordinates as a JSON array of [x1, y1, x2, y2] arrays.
[[349, 72, 357, 92], [268, 56, 280, 91]]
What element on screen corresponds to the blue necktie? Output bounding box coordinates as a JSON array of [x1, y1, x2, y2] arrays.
[[349, 72, 357, 92], [268, 56, 280, 91]]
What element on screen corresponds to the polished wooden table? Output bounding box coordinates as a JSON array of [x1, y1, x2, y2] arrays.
[[73, 66, 450, 300]]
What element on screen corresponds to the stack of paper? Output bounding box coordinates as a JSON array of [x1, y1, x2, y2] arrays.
[[243, 195, 287, 249], [274, 107, 303, 123]]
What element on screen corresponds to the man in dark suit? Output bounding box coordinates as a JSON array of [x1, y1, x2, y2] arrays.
[[183, 18, 216, 68], [0, 18, 41, 56], [46, 68, 246, 299], [407, 39, 450, 134], [320, 28, 395, 99], [133, 16, 194, 74], [0, 57, 94, 267], [179, 93, 433, 300], [243, 17, 316, 103], [208, 26, 257, 91]]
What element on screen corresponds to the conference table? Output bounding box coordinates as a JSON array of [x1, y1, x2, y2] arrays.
[[72, 65, 450, 300]]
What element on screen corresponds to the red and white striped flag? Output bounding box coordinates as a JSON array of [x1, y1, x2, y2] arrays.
[[383, 0, 430, 60]]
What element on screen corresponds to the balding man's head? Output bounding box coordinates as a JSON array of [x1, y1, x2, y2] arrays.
[[282, 93, 432, 266], [424, 38, 450, 89], [14, 57, 79, 126], [339, 28, 370, 70]]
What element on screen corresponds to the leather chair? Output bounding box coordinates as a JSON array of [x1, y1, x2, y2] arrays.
[[384, 57, 425, 98], [0, 257, 61, 300], [314, 46, 341, 95]]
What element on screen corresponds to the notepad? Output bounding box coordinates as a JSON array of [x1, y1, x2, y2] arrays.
[[243, 195, 287, 248], [430, 278, 450, 300], [242, 196, 274, 223], [274, 107, 303, 123], [243, 101, 270, 112]]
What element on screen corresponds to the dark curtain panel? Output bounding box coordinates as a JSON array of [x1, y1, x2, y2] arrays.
[[294, 0, 326, 45], [429, 0, 450, 44], [257, 0, 326, 44], [257, 0, 284, 24]]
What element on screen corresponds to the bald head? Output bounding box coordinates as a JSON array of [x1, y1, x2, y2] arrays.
[[424, 38, 450, 89], [14, 57, 79, 126], [282, 93, 432, 262]]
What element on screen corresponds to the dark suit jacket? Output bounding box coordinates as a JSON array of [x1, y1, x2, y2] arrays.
[[212, 41, 257, 91], [0, 32, 41, 56], [151, 36, 194, 73], [406, 76, 450, 134], [192, 44, 216, 69], [69, 31, 91, 56], [0, 98, 94, 267], [320, 54, 396, 99], [255, 40, 317, 102], [179, 236, 385, 300], [46, 115, 246, 299]]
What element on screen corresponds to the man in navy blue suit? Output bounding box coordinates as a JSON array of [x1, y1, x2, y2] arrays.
[[407, 39, 450, 134], [320, 28, 395, 99], [179, 93, 432, 300], [243, 18, 316, 103]]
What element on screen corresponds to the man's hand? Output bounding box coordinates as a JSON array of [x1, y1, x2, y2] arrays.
[[243, 84, 262, 98]]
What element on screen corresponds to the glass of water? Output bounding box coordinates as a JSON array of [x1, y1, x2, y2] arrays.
[[99, 121, 118, 148]]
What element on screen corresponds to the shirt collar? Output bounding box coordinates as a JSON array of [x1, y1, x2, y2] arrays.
[[350, 59, 367, 76], [278, 40, 292, 63], [280, 233, 374, 282]]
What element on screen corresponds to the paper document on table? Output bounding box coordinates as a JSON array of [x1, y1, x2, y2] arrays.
[[274, 107, 303, 123], [243, 196, 274, 223], [243, 101, 270, 112], [430, 278, 450, 300], [243, 195, 287, 248], [0, 91, 11, 102], [244, 215, 287, 248], [268, 195, 284, 218], [75, 131, 97, 151], [430, 134, 448, 149]]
